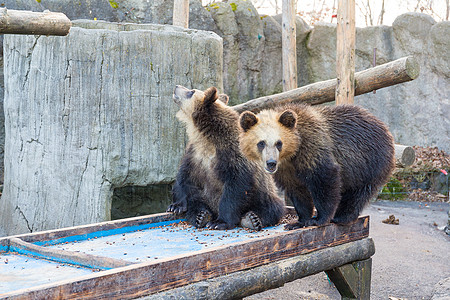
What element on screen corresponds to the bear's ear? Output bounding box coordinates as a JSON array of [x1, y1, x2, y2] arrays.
[[278, 110, 297, 129], [240, 111, 259, 132], [218, 94, 229, 105], [204, 87, 218, 106]]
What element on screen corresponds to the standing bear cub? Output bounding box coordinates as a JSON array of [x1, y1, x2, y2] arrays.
[[167, 85, 285, 231], [239, 104, 395, 229]]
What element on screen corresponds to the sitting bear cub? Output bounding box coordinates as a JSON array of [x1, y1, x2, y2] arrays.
[[239, 104, 395, 229], [167, 85, 285, 231]]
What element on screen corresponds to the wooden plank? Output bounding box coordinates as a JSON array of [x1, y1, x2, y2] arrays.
[[232, 56, 419, 113], [326, 258, 372, 299], [173, 0, 189, 28], [0, 8, 71, 36], [1, 216, 369, 299], [148, 238, 375, 299], [8, 238, 134, 270], [282, 0, 297, 91], [335, 0, 356, 104], [0, 212, 178, 245]]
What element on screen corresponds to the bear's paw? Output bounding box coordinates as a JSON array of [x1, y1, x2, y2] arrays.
[[196, 209, 213, 228], [240, 211, 262, 231]]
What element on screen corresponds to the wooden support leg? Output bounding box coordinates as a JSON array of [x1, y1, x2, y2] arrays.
[[325, 258, 372, 299]]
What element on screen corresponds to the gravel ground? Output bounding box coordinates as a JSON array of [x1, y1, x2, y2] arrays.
[[246, 200, 450, 300]]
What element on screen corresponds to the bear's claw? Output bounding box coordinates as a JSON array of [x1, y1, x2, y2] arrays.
[[166, 202, 187, 215], [284, 221, 305, 230], [240, 211, 262, 231], [285, 217, 328, 230], [206, 220, 232, 230], [196, 209, 212, 228]]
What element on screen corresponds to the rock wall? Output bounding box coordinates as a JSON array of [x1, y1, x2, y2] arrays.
[[306, 14, 449, 154], [0, 21, 223, 235], [0, 1, 448, 235], [0, 0, 448, 154]]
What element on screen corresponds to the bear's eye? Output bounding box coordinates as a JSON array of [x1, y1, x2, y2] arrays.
[[257, 141, 266, 151], [275, 140, 283, 151], [186, 90, 194, 98]]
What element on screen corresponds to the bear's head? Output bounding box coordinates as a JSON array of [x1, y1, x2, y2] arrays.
[[239, 109, 299, 174], [173, 85, 229, 123]]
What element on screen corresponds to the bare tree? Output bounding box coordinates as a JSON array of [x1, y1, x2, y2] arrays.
[[447, 0, 449, 20], [377, 0, 385, 25]]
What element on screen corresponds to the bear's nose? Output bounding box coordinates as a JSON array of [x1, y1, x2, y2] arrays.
[[266, 159, 277, 171]]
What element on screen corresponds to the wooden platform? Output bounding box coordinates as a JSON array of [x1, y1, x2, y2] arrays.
[[0, 212, 372, 299]]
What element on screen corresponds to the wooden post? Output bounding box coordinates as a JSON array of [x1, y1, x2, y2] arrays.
[[335, 0, 355, 104], [326, 258, 372, 299], [282, 0, 297, 91], [0, 8, 71, 36], [173, 0, 189, 28]]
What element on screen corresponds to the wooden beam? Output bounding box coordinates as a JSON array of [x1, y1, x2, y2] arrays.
[[0, 8, 71, 36], [232, 56, 420, 113], [173, 0, 189, 28], [282, 0, 297, 91], [149, 238, 375, 299], [8, 237, 134, 270], [336, 0, 356, 104]]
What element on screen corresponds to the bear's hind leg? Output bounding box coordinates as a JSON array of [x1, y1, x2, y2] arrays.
[[240, 211, 262, 231], [250, 191, 285, 228], [332, 185, 375, 224], [184, 199, 215, 228]]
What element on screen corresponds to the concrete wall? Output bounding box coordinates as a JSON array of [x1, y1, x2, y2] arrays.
[[0, 21, 223, 235]]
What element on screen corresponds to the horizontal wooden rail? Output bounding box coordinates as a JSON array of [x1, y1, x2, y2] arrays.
[[8, 237, 134, 270], [232, 56, 420, 113], [0, 8, 71, 36]]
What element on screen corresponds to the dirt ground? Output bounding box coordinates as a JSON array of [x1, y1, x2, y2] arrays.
[[246, 200, 450, 300]]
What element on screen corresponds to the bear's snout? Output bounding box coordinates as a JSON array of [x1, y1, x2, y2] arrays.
[[265, 159, 278, 174]]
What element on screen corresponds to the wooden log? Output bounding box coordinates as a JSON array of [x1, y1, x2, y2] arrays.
[[0, 8, 71, 36], [146, 238, 375, 299], [8, 237, 134, 270], [394, 144, 416, 167], [173, 0, 189, 28], [282, 0, 297, 91], [232, 56, 420, 113], [335, 0, 356, 104]]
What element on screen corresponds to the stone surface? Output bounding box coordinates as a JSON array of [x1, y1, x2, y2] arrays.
[[0, 1, 449, 235], [0, 21, 222, 235], [431, 277, 450, 300]]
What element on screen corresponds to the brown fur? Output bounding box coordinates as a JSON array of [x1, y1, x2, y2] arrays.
[[240, 103, 395, 228], [169, 86, 285, 230]]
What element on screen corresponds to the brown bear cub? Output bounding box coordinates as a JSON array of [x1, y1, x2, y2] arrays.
[[167, 85, 285, 230], [239, 104, 395, 230]]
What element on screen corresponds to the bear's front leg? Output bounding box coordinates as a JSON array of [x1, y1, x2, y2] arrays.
[[283, 185, 314, 230], [167, 180, 187, 214], [304, 160, 341, 227]]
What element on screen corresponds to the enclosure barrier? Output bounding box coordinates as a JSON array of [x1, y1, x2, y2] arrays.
[[232, 56, 420, 113]]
